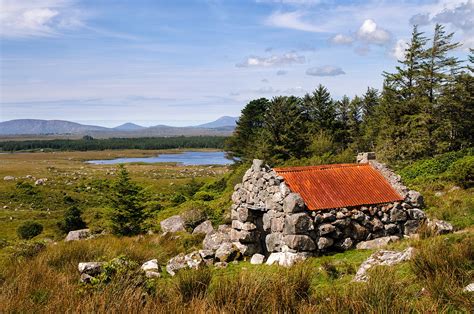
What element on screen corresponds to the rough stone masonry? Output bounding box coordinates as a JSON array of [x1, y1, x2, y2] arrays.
[[230, 153, 426, 258]]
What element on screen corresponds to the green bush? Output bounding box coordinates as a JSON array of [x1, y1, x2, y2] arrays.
[[193, 191, 216, 202], [170, 193, 186, 205], [58, 205, 87, 234], [447, 155, 474, 188], [17, 221, 44, 240]]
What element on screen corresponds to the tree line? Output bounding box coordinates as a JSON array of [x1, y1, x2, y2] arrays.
[[0, 136, 227, 152], [225, 24, 473, 165]]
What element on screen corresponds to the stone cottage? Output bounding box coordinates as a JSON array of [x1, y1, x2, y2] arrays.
[[230, 152, 426, 258]]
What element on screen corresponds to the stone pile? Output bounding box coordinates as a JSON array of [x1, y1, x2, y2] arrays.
[[229, 159, 428, 260]]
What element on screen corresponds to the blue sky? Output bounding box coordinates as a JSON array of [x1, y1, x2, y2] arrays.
[[1, 0, 472, 127]]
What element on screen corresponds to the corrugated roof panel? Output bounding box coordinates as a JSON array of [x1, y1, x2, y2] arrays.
[[274, 163, 403, 210]]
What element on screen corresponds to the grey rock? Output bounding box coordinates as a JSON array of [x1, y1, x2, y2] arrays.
[[318, 223, 336, 235], [193, 220, 214, 235], [233, 242, 261, 256], [350, 222, 368, 240], [252, 159, 264, 172], [332, 218, 350, 228], [230, 229, 258, 243], [271, 217, 285, 233], [354, 247, 414, 282], [404, 220, 420, 235], [78, 262, 104, 276], [279, 182, 291, 197], [215, 243, 242, 262], [145, 271, 161, 278], [335, 238, 353, 251], [407, 208, 426, 220], [265, 251, 309, 267], [266, 233, 283, 252], [371, 218, 384, 231], [160, 215, 186, 233], [198, 249, 215, 259], [283, 193, 305, 213], [355, 236, 400, 250], [166, 254, 187, 276], [463, 283, 474, 292], [3, 176, 14, 181], [317, 237, 334, 250], [407, 190, 424, 208], [384, 223, 399, 235], [283, 235, 316, 251], [250, 253, 265, 265], [65, 229, 91, 242], [283, 213, 313, 234], [214, 261, 228, 269], [322, 212, 336, 222], [390, 207, 407, 222], [80, 273, 94, 284], [427, 219, 453, 235], [203, 230, 230, 251], [236, 206, 254, 222], [141, 259, 160, 272]]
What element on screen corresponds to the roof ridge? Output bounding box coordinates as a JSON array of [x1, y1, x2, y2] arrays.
[[274, 163, 369, 173]]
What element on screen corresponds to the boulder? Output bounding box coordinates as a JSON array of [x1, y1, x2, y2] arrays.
[[160, 215, 186, 233], [3, 176, 14, 181], [80, 273, 94, 284], [283, 193, 305, 213], [215, 243, 242, 262], [353, 247, 414, 282], [335, 238, 353, 251], [283, 213, 313, 234], [265, 251, 309, 267], [355, 236, 400, 250], [266, 233, 283, 252], [193, 220, 214, 235], [250, 253, 265, 265], [198, 249, 215, 260], [283, 235, 316, 251], [166, 251, 205, 276], [407, 190, 424, 208], [427, 219, 453, 235], [78, 262, 104, 276], [141, 259, 160, 272], [407, 208, 426, 220], [65, 229, 91, 242], [230, 229, 258, 243], [404, 220, 420, 235], [35, 179, 45, 186], [384, 223, 399, 235], [203, 230, 231, 250], [317, 237, 334, 250], [318, 223, 336, 235]]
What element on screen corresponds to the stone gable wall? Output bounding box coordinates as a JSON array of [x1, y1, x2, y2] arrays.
[[230, 158, 426, 257]]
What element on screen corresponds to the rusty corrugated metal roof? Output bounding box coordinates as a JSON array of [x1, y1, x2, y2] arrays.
[[274, 163, 403, 210]]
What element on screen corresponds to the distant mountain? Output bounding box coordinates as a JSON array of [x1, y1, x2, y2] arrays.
[[0, 118, 236, 137], [0, 119, 108, 135], [196, 116, 238, 129], [113, 122, 145, 131]]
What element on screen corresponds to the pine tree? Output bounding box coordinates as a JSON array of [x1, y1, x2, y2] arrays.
[[58, 205, 86, 234], [334, 95, 351, 147], [302, 85, 336, 134], [109, 165, 147, 236]]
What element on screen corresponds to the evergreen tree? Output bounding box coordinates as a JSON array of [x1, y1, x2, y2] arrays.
[[224, 98, 269, 160], [109, 165, 147, 236], [335, 95, 351, 147], [58, 205, 86, 234], [302, 85, 336, 134]]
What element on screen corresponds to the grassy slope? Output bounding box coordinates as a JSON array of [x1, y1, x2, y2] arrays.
[[0, 150, 472, 312]]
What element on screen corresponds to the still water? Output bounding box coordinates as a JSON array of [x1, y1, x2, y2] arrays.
[[86, 151, 232, 166]]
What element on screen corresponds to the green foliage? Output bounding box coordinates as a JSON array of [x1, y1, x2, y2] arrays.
[[177, 178, 204, 199], [0, 136, 227, 152], [170, 193, 186, 205], [448, 155, 474, 188], [109, 165, 148, 236], [58, 205, 87, 234], [12, 241, 46, 258], [17, 221, 43, 240]]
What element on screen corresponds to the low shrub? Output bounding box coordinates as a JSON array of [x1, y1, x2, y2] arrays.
[[17, 221, 43, 240], [447, 155, 474, 188]]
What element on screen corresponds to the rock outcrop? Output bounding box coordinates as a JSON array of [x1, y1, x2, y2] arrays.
[[65, 229, 91, 241], [160, 215, 186, 233]]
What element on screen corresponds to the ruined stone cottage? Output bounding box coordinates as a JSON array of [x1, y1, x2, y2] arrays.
[[230, 153, 426, 258]]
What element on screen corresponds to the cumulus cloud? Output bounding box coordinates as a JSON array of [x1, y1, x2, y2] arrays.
[[276, 70, 288, 75], [306, 65, 345, 76], [265, 11, 325, 32], [256, 0, 322, 5], [357, 19, 391, 45], [331, 33, 354, 45], [0, 0, 83, 38], [236, 52, 305, 67], [391, 39, 409, 60], [261, 78, 269, 83], [409, 13, 431, 26]]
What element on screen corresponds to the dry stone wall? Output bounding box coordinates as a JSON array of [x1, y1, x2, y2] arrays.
[[231, 159, 426, 257]]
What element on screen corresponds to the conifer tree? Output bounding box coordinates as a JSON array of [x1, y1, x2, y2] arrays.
[[302, 85, 336, 134], [58, 205, 86, 234]]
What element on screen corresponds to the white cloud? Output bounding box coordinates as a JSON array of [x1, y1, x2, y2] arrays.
[[265, 11, 325, 32], [0, 0, 83, 38], [409, 13, 431, 26], [391, 39, 409, 60], [357, 19, 391, 45], [236, 52, 305, 67], [256, 0, 322, 5], [306, 65, 345, 76], [331, 33, 354, 45], [276, 70, 288, 75]]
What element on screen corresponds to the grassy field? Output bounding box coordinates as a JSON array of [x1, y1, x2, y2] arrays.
[[0, 149, 472, 312]]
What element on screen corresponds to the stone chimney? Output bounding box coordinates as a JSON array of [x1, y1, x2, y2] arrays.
[[356, 152, 376, 164]]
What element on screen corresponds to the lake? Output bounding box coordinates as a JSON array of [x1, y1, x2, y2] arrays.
[[86, 151, 233, 166]]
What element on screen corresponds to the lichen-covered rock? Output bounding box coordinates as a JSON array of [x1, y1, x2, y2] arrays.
[[193, 220, 214, 235], [335, 238, 353, 250], [141, 259, 160, 272], [407, 190, 424, 208], [230, 229, 259, 243], [203, 230, 231, 251], [404, 220, 421, 235], [233, 241, 261, 256], [160, 215, 186, 233], [318, 223, 336, 235], [354, 247, 414, 282], [283, 193, 305, 213], [384, 223, 399, 235], [250, 253, 265, 265], [66, 229, 91, 241], [266, 233, 283, 252], [283, 213, 313, 234], [350, 222, 368, 240], [355, 236, 400, 250], [265, 251, 310, 267], [317, 237, 334, 250], [407, 208, 426, 220], [166, 251, 205, 276], [283, 235, 316, 251], [427, 219, 453, 235], [78, 262, 104, 276], [215, 243, 242, 262]]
